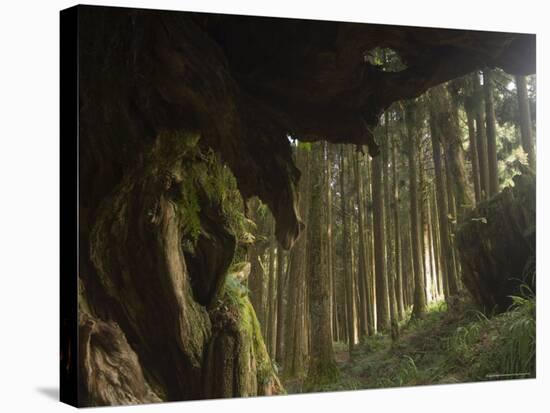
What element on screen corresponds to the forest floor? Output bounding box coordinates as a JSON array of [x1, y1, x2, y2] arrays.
[[284, 296, 535, 394]]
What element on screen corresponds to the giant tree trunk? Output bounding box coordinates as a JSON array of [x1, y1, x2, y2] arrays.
[[82, 134, 282, 405]]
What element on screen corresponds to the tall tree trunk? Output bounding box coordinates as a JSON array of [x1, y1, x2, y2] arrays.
[[429, 105, 459, 297], [325, 144, 339, 342], [305, 143, 338, 387], [340, 145, 355, 353], [473, 72, 490, 200], [405, 102, 427, 318], [516, 75, 536, 168], [418, 143, 429, 304], [364, 154, 377, 333], [354, 150, 371, 338], [465, 82, 481, 205], [347, 148, 359, 343], [372, 148, 390, 331], [483, 69, 500, 197], [426, 189, 437, 301], [283, 147, 310, 378], [383, 113, 399, 339], [391, 130, 405, 319], [266, 221, 277, 355], [430, 186, 445, 298], [444, 156, 461, 281], [247, 198, 266, 328], [444, 82, 475, 220], [275, 245, 286, 364]]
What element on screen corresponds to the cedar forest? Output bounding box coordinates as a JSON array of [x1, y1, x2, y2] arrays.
[[73, 7, 536, 406]]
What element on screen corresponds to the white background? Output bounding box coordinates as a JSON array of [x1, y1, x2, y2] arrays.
[[0, 0, 547, 411]]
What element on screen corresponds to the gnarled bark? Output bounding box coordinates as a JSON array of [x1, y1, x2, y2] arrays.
[[81, 133, 281, 405], [78, 312, 162, 406]]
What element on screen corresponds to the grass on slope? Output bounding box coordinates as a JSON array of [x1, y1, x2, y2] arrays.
[[287, 293, 535, 393]]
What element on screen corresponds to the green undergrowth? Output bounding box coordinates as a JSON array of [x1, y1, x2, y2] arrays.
[[295, 293, 535, 393]]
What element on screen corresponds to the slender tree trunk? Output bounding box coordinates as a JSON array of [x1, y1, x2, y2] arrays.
[[418, 143, 429, 304], [275, 245, 286, 364], [283, 147, 310, 378], [426, 190, 437, 301], [266, 220, 277, 355], [444, 157, 461, 281], [372, 146, 390, 331], [339, 145, 355, 354], [465, 85, 481, 205], [306, 143, 338, 387], [516, 75, 535, 168], [294, 262, 307, 376], [443, 83, 475, 220], [473, 72, 490, 200], [483, 69, 500, 197], [391, 131, 405, 319], [429, 106, 459, 297], [364, 154, 377, 333], [247, 198, 266, 327], [405, 102, 427, 318], [430, 187, 445, 299], [347, 150, 359, 343], [325, 145, 339, 342], [383, 113, 399, 339], [354, 150, 372, 338]]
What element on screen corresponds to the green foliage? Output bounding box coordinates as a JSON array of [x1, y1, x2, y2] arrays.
[[223, 272, 250, 309], [475, 292, 536, 379], [297, 141, 312, 152], [365, 47, 407, 72]]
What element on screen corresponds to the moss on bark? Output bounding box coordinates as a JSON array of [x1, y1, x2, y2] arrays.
[[204, 273, 284, 397]]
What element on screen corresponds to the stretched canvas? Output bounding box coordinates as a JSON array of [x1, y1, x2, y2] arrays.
[[60, 4, 536, 407]]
